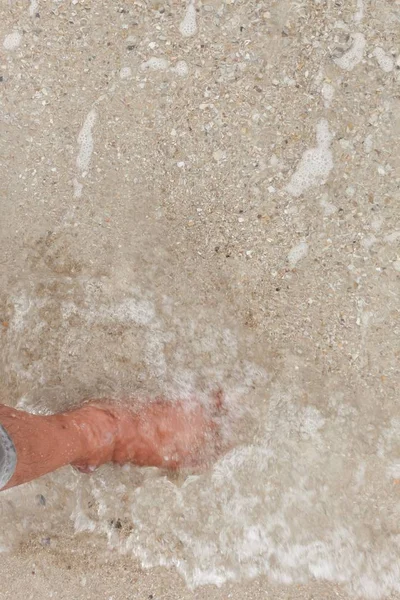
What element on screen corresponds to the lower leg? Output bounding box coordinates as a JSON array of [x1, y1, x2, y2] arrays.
[[0, 395, 224, 491], [0, 404, 98, 491]]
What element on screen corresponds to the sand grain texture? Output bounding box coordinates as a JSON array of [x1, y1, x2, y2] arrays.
[[1, 0, 399, 598]]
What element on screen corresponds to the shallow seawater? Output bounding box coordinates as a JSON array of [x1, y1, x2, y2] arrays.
[[1, 0, 399, 595], [0, 275, 399, 599]]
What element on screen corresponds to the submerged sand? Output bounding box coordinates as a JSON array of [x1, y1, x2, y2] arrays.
[[1, 0, 400, 598]]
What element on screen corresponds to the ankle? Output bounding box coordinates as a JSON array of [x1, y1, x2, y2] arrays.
[[65, 405, 119, 467]]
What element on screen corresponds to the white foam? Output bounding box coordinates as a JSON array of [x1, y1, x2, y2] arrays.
[[4, 279, 400, 598], [145, 327, 167, 378], [377, 418, 400, 458], [387, 462, 400, 479], [73, 178, 83, 198], [384, 231, 400, 244], [321, 82, 334, 108], [4, 273, 266, 419], [106, 298, 155, 326], [10, 293, 32, 332], [320, 193, 337, 216], [373, 47, 394, 73], [287, 241, 309, 268], [71, 492, 96, 533], [179, 1, 197, 37], [101, 409, 400, 597], [364, 133, 373, 153], [353, 0, 364, 23], [15, 396, 33, 411], [361, 235, 376, 250], [355, 462, 366, 487], [334, 33, 366, 71], [29, 0, 39, 16], [119, 66, 132, 80], [3, 32, 22, 51], [140, 57, 169, 71], [370, 216, 383, 232], [316, 120, 334, 147], [285, 120, 334, 198], [171, 60, 189, 77], [76, 108, 97, 173], [298, 406, 325, 439]]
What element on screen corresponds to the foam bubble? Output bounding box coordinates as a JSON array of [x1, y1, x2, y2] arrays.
[[119, 66, 132, 80], [334, 33, 366, 71], [179, 2, 197, 37], [353, 0, 364, 23], [315, 119, 333, 147], [384, 231, 400, 244], [140, 57, 169, 71], [371, 216, 384, 232], [29, 0, 39, 16], [285, 120, 334, 198], [76, 108, 97, 173], [2, 279, 400, 597], [287, 241, 309, 268], [10, 293, 33, 333], [373, 47, 394, 73], [361, 235, 376, 250], [97, 396, 400, 598], [4, 275, 266, 410], [171, 60, 189, 77], [377, 418, 400, 458], [101, 298, 156, 326], [73, 178, 83, 198], [3, 32, 22, 51], [364, 133, 373, 153], [321, 82, 334, 108], [320, 193, 337, 216]]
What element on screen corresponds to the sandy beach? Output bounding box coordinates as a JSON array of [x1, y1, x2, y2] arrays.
[[1, 0, 399, 598]]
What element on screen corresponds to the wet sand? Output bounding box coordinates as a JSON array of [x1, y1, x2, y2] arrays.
[[1, 0, 400, 598]]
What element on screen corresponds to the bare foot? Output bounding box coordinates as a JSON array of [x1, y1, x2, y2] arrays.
[[70, 393, 226, 473]]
